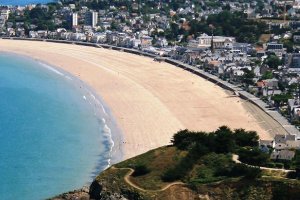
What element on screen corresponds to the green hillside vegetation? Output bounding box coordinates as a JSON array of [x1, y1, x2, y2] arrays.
[[89, 126, 300, 200]]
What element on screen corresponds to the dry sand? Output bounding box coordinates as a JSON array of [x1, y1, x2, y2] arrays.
[[0, 40, 278, 159]]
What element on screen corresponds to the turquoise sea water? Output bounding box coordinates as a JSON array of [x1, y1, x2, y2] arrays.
[[0, 0, 53, 5], [0, 53, 112, 199]]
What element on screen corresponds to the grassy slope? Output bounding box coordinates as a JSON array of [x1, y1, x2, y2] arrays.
[[94, 146, 300, 200]]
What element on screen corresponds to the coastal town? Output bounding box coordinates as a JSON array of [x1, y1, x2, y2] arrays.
[[1, 0, 300, 165]]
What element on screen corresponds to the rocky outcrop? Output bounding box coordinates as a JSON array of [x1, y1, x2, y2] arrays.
[[89, 180, 102, 199], [50, 182, 128, 200], [89, 180, 132, 200], [50, 186, 90, 200]]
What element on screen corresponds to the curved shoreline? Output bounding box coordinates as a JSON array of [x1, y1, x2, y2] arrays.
[[33, 54, 125, 167], [1, 37, 298, 137], [0, 39, 286, 161], [2, 51, 124, 172]]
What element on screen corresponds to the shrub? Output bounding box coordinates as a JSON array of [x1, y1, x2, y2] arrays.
[[132, 165, 150, 177], [228, 164, 262, 179], [228, 163, 250, 177], [244, 167, 262, 179], [286, 171, 297, 179], [161, 167, 184, 182], [275, 163, 284, 169], [266, 162, 276, 168], [238, 147, 269, 166]]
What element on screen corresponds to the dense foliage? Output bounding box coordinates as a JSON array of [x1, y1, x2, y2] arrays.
[[7, 4, 59, 32], [171, 126, 259, 152], [187, 11, 268, 43], [264, 54, 282, 69], [132, 164, 151, 177], [163, 126, 262, 182]]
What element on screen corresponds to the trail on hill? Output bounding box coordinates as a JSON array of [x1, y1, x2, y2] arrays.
[[111, 166, 185, 192], [232, 154, 295, 172]]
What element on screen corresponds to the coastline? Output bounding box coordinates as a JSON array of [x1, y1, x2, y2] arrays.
[[1, 51, 124, 180], [35, 58, 125, 167], [0, 39, 281, 161], [0, 52, 122, 199], [3, 51, 124, 168]]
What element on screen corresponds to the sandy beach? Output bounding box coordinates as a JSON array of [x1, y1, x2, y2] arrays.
[[0, 39, 285, 160]]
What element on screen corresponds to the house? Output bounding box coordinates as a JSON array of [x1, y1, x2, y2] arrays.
[[274, 134, 296, 144], [37, 30, 48, 38], [91, 32, 107, 43], [286, 140, 300, 149], [195, 33, 236, 49], [262, 88, 282, 97], [29, 31, 38, 38], [266, 42, 285, 58], [259, 139, 275, 148], [270, 150, 295, 160], [155, 37, 168, 48], [140, 35, 153, 48], [232, 43, 252, 53], [290, 53, 300, 68]]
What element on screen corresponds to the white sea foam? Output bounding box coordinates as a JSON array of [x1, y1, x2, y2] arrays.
[[99, 102, 107, 115], [39, 62, 64, 76], [65, 75, 72, 80], [101, 117, 115, 168]]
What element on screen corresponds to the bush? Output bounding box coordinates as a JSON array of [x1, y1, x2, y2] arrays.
[[244, 167, 262, 179], [286, 171, 297, 179], [161, 167, 184, 182], [266, 162, 276, 168], [228, 163, 249, 177], [275, 163, 284, 169], [162, 151, 199, 182], [238, 148, 269, 166], [132, 165, 150, 177], [228, 164, 262, 179]]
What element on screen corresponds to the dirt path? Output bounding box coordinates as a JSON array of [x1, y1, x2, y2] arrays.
[[232, 154, 295, 172], [111, 167, 185, 192]]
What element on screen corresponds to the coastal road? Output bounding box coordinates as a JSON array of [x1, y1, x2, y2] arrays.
[[240, 98, 288, 137]]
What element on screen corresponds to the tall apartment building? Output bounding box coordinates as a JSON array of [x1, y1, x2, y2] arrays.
[[85, 11, 98, 28], [72, 12, 78, 27]]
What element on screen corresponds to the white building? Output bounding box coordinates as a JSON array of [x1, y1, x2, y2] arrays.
[[91, 33, 107, 43], [195, 33, 236, 49], [72, 12, 78, 27], [266, 42, 284, 58], [0, 9, 10, 20]]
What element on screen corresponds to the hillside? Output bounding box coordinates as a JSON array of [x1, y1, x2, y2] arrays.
[[52, 127, 300, 200]]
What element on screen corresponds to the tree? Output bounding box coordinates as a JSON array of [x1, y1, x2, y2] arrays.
[[271, 94, 293, 106], [294, 150, 300, 178], [214, 126, 235, 153], [222, 4, 230, 11], [233, 129, 259, 147], [283, 39, 294, 53], [132, 164, 150, 177], [242, 69, 255, 85], [171, 129, 195, 150], [238, 148, 269, 166], [264, 55, 282, 69], [110, 21, 118, 31], [261, 71, 273, 80]]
